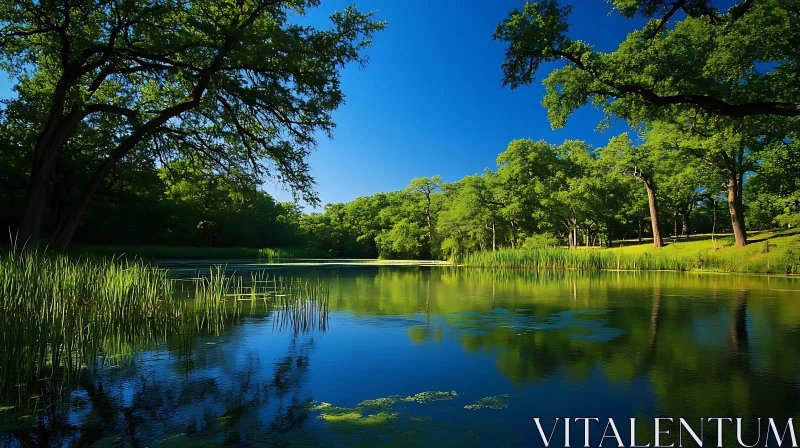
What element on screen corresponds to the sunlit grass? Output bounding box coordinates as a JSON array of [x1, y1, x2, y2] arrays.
[[460, 229, 800, 274]]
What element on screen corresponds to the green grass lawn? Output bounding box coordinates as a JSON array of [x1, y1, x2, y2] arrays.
[[461, 229, 800, 274]]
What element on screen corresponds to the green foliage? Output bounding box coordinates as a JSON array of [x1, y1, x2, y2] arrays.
[[493, 0, 798, 249], [523, 232, 560, 249], [1, 0, 386, 246], [376, 218, 426, 260], [495, 0, 800, 123], [746, 138, 800, 229]]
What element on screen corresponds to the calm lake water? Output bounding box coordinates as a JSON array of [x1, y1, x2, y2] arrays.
[[3, 264, 800, 447]]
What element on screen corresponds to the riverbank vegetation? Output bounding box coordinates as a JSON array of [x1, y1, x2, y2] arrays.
[[0, 250, 329, 404], [460, 230, 800, 274], [67, 245, 329, 260]]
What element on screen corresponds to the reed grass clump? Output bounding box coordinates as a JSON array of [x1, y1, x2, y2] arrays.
[[0, 250, 329, 403], [0, 249, 180, 396]]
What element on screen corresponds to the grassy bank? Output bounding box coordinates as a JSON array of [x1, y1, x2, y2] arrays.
[[66, 244, 329, 260], [0, 250, 328, 402], [460, 229, 800, 274]]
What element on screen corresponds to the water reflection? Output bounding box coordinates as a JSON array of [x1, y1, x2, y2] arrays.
[[1, 267, 799, 447], [317, 268, 800, 445], [1, 337, 320, 447]]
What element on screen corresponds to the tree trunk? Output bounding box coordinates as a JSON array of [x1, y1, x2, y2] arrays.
[[18, 168, 51, 246], [712, 199, 718, 235], [491, 221, 496, 252], [674, 212, 679, 239], [425, 194, 434, 256], [644, 180, 664, 248], [681, 211, 690, 238], [567, 225, 574, 248], [19, 140, 68, 245], [52, 152, 125, 250], [18, 92, 89, 246], [728, 173, 747, 247], [638, 220, 643, 243]]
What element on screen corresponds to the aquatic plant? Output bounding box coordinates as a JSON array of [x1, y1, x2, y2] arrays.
[[0, 250, 329, 405], [464, 394, 511, 410], [309, 390, 460, 425], [308, 390, 460, 434], [403, 390, 459, 403]]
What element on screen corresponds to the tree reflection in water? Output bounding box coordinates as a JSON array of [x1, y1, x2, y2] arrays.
[[2, 338, 319, 447], [0, 291, 329, 448], [3, 268, 800, 447]]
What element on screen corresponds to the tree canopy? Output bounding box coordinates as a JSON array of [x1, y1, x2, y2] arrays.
[[1, 0, 386, 248], [494, 0, 800, 126]]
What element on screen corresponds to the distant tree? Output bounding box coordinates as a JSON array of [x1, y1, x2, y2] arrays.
[[601, 133, 677, 248], [652, 116, 796, 246], [745, 138, 800, 229], [406, 176, 444, 257], [494, 139, 561, 246], [437, 179, 486, 258], [375, 219, 426, 260]]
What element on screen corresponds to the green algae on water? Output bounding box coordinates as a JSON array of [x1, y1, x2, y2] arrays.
[[464, 394, 510, 410]]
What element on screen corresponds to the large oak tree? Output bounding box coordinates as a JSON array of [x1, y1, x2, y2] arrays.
[[1, 0, 385, 248]]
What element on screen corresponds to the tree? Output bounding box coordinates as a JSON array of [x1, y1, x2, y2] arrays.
[[745, 137, 800, 229], [601, 133, 680, 248], [375, 218, 426, 260], [494, 0, 800, 127], [436, 180, 485, 258], [494, 0, 800, 247], [493, 139, 561, 246], [1, 0, 385, 248], [160, 160, 295, 247], [650, 117, 796, 246], [406, 176, 444, 257]]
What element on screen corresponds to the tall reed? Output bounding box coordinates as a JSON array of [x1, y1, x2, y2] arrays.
[[0, 249, 179, 398], [0, 250, 329, 405], [458, 240, 800, 275]]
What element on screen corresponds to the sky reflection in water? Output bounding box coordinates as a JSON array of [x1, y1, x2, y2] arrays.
[[2, 266, 799, 447]]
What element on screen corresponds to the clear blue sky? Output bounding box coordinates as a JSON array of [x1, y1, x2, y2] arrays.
[[0, 1, 649, 209], [264, 0, 648, 209]]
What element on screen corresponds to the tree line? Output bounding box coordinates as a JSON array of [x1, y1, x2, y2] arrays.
[[1, 0, 797, 256], [492, 0, 799, 247], [4, 119, 795, 258], [300, 129, 797, 259]]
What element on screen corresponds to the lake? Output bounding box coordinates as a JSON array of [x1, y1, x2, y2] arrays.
[[2, 264, 799, 447]]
